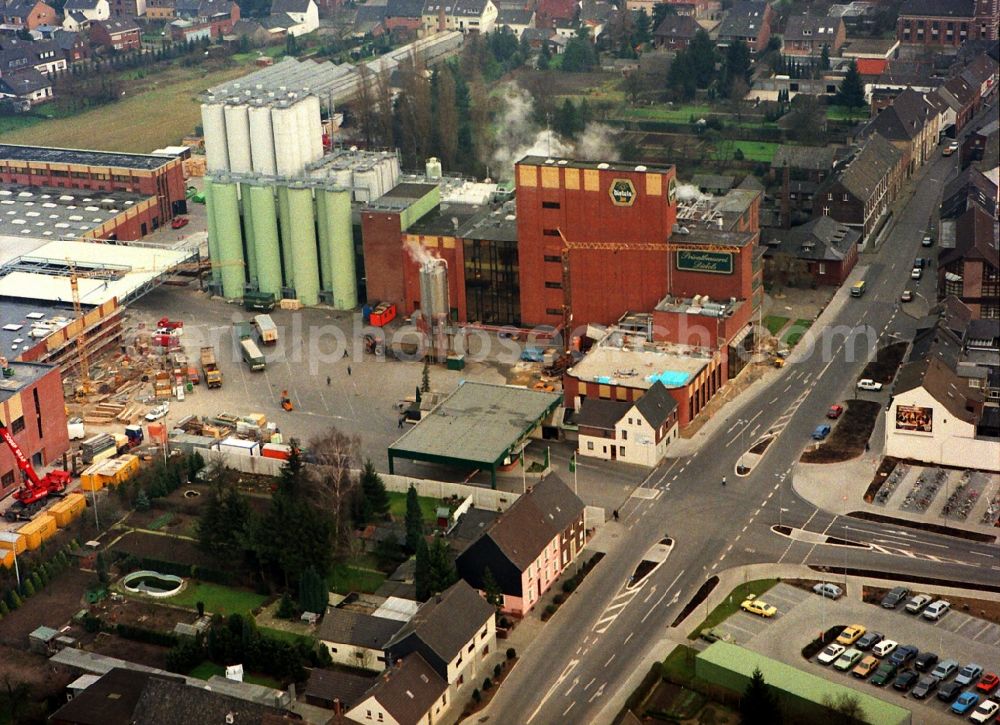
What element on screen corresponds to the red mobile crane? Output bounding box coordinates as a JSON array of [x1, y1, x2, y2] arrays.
[[0, 418, 71, 521]]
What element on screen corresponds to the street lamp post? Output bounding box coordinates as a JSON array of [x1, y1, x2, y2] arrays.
[[737, 419, 747, 473]]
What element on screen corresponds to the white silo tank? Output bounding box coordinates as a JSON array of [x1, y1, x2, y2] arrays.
[[389, 154, 401, 187], [248, 102, 277, 176], [308, 95, 323, 162], [352, 165, 374, 203], [201, 101, 230, 172], [376, 157, 392, 200], [295, 97, 314, 169], [333, 165, 352, 189], [272, 104, 302, 177], [224, 102, 252, 174]]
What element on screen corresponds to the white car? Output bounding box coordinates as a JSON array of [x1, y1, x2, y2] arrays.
[[904, 594, 933, 614], [818, 643, 846, 665], [911, 267, 923, 279], [922, 599, 951, 620], [813, 583, 843, 599], [873, 639, 898, 657], [970, 700, 999, 724], [857, 379, 884, 392], [144, 403, 169, 421]]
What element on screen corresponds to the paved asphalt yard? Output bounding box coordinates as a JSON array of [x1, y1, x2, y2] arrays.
[[720, 584, 1000, 725]]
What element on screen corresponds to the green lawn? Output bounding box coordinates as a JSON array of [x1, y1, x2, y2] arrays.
[[826, 105, 867, 122], [687, 579, 779, 638], [169, 582, 268, 617], [259, 626, 315, 647], [763, 315, 790, 335], [147, 513, 174, 531], [327, 563, 387, 595], [387, 491, 440, 523], [620, 104, 715, 123], [782, 318, 813, 347], [661, 644, 699, 682], [722, 140, 779, 163], [188, 660, 282, 688]]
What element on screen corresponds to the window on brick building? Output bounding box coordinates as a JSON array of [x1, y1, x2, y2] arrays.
[[542, 229, 560, 236], [544, 281, 562, 289], [545, 308, 561, 315], [543, 255, 560, 262], [10, 417, 24, 434], [1, 471, 14, 488], [542, 201, 560, 209]]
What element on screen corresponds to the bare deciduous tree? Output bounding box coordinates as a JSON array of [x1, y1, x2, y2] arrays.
[[307, 428, 361, 549]]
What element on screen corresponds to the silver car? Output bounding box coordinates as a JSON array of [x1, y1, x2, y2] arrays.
[[813, 583, 843, 599]]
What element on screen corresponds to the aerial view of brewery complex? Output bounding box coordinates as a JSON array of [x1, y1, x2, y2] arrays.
[[0, 0, 996, 721]]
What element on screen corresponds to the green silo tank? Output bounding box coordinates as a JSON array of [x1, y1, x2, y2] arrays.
[[322, 188, 356, 310], [276, 185, 294, 285], [210, 180, 245, 299], [286, 186, 320, 306], [204, 181, 221, 284], [240, 183, 257, 283], [249, 184, 282, 297]]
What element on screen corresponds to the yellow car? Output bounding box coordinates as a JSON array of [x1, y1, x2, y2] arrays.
[[741, 594, 777, 618], [837, 624, 867, 646]]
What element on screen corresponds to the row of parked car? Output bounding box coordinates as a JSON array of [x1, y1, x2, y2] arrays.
[[806, 582, 998, 721], [814, 622, 998, 720]]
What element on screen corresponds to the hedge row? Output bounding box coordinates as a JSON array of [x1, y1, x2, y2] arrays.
[[115, 622, 178, 648]]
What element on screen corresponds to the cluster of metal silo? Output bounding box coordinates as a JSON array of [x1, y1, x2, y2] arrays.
[[201, 92, 323, 177], [307, 149, 400, 203], [204, 176, 356, 309]]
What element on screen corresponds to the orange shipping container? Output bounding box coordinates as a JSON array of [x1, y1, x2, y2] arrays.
[[80, 462, 105, 491], [19, 514, 57, 550], [0, 550, 13, 569]]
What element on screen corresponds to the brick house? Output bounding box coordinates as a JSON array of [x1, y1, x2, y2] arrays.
[[717, 0, 773, 53], [456, 476, 586, 616], [939, 205, 999, 320], [896, 0, 997, 46], [863, 87, 941, 174], [3, 0, 56, 29], [173, 0, 240, 36], [934, 73, 980, 134], [814, 133, 903, 245], [384, 0, 424, 33], [90, 18, 141, 50], [782, 15, 845, 56], [763, 216, 861, 287], [653, 13, 700, 50]]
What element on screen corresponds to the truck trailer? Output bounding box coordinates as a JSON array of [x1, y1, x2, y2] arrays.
[[254, 314, 278, 346], [200, 346, 223, 388], [240, 339, 266, 372]]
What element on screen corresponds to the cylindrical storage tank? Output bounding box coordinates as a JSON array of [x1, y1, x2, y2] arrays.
[[353, 166, 375, 203], [272, 105, 301, 177], [322, 188, 356, 309], [201, 101, 230, 172], [420, 260, 449, 322], [204, 181, 221, 284], [426, 157, 442, 180], [308, 95, 323, 163], [249, 185, 283, 297], [248, 103, 277, 175], [377, 157, 392, 200], [210, 180, 247, 299], [295, 97, 314, 168], [240, 184, 258, 283], [388, 154, 401, 187], [333, 165, 352, 189], [315, 188, 331, 293], [286, 186, 320, 305], [276, 185, 294, 285], [223, 103, 252, 174]]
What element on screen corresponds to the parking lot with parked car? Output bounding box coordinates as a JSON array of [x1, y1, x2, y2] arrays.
[[709, 583, 1000, 724]]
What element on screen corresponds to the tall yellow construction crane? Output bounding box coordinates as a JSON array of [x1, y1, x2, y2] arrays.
[[555, 229, 741, 353]]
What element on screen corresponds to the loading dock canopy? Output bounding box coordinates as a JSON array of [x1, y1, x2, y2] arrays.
[[388, 382, 562, 488]]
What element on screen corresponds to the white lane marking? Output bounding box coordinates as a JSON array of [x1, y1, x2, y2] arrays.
[[563, 702, 576, 717]]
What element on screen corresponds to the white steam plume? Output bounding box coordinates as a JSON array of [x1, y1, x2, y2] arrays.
[[675, 183, 712, 203], [491, 83, 621, 180]]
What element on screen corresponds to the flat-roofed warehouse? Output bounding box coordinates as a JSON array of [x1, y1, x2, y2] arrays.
[[0, 144, 187, 225], [0, 238, 196, 371], [387, 382, 562, 488]]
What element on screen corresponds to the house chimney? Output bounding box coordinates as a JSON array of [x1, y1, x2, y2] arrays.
[[438, 4, 446, 32], [334, 698, 342, 715]]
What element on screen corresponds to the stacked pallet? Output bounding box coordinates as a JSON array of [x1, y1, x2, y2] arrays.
[[83, 401, 127, 425]]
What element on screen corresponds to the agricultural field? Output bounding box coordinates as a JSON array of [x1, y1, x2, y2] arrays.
[[0, 62, 251, 152]]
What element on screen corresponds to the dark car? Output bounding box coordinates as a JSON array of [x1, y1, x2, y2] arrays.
[[914, 257, 927, 269], [856, 631, 883, 651], [938, 681, 964, 703], [881, 586, 910, 608], [911, 675, 940, 699], [893, 670, 919, 691], [889, 645, 919, 667], [915, 652, 939, 672], [871, 661, 898, 687]]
